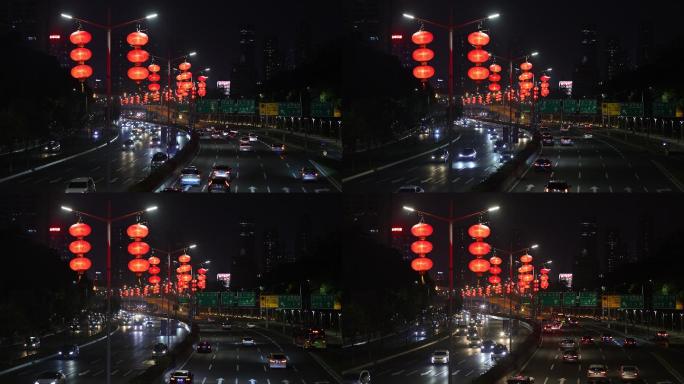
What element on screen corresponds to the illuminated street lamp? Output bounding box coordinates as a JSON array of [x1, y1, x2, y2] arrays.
[[61, 203, 157, 384]]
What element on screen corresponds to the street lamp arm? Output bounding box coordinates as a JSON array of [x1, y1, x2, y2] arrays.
[[66, 16, 108, 30], [68, 210, 108, 223], [110, 210, 147, 222], [408, 16, 451, 30], [411, 209, 451, 223], [453, 17, 489, 29], [111, 16, 152, 30]]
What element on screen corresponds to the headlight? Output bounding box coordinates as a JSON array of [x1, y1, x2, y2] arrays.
[[58, 351, 62, 354], [69, 351, 74, 355]]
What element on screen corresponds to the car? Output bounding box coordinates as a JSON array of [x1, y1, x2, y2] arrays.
[[300, 167, 319, 181], [499, 329, 510, 338], [44, 140, 61, 153], [584, 132, 593, 139], [466, 332, 479, 341], [271, 143, 286, 153], [560, 137, 573, 146], [480, 340, 496, 353], [656, 330, 669, 338], [239, 137, 253, 152], [413, 328, 427, 337], [500, 150, 515, 162], [152, 342, 168, 355], [149, 153, 169, 170], [228, 130, 238, 138], [455, 326, 467, 336], [559, 338, 576, 350], [506, 375, 535, 384], [458, 148, 477, 160], [560, 125, 570, 133], [543, 324, 554, 333], [268, 352, 288, 368], [601, 333, 613, 342], [122, 138, 136, 150], [239, 137, 251, 145], [248, 133, 258, 142], [619, 365, 639, 380], [623, 337, 636, 347], [57, 344, 79, 358], [468, 337, 482, 348], [65, 177, 96, 193], [70, 324, 81, 333], [24, 336, 40, 349], [145, 321, 154, 328], [242, 336, 255, 345], [431, 149, 449, 162], [210, 165, 232, 179], [169, 370, 194, 384], [396, 185, 425, 193], [533, 158, 552, 171], [491, 344, 508, 360], [208, 176, 230, 193], [33, 371, 66, 384], [246, 323, 256, 329], [150, 136, 161, 147], [562, 349, 579, 362], [211, 132, 222, 139], [542, 136, 555, 146], [587, 364, 608, 378], [180, 167, 201, 186], [431, 350, 449, 364], [221, 322, 232, 330], [342, 370, 371, 384], [196, 341, 212, 353], [494, 140, 508, 152], [132, 320, 143, 331], [545, 180, 570, 193], [580, 335, 594, 345]]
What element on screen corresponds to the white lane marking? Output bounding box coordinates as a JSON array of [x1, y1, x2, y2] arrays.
[[202, 378, 207, 384], [452, 370, 460, 376], [78, 370, 91, 376], [406, 370, 418, 376], [543, 377, 548, 384], [111, 369, 119, 375], [123, 369, 132, 376], [420, 369, 433, 376], [92, 369, 104, 376], [464, 370, 474, 377], [451, 177, 461, 183], [391, 370, 405, 376], [209, 363, 213, 370]]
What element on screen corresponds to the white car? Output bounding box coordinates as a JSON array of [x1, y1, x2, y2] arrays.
[[248, 133, 258, 142], [431, 350, 449, 364], [587, 364, 608, 378], [180, 167, 201, 186], [559, 338, 576, 350], [246, 323, 256, 329], [268, 352, 288, 368], [396, 185, 425, 193], [619, 365, 639, 380], [65, 177, 96, 193], [560, 137, 573, 146], [584, 132, 593, 139], [242, 336, 255, 345], [34, 371, 66, 384]]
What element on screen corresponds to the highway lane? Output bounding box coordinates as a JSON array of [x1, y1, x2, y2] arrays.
[[510, 126, 681, 193], [517, 320, 683, 384], [368, 317, 530, 384], [344, 122, 530, 193], [171, 323, 336, 384], [162, 133, 337, 193], [1, 317, 189, 384], [0, 119, 189, 193]]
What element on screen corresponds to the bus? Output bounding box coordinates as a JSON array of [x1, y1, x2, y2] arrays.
[[293, 327, 327, 349]]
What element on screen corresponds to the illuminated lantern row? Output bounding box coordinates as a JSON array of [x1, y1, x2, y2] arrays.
[[517, 252, 534, 292], [540, 74, 550, 98], [127, 223, 150, 276], [411, 29, 435, 82], [197, 75, 208, 98], [488, 254, 502, 285], [148, 255, 161, 285], [468, 223, 491, 275], [410, 222, 434, 276], [127, 31, 149, 84], [197, 267, 207, 290], [176, 61, 193, 100], [68, 222, 92, 276], [176, 253, 192, 292], [467, 31, 490, 82], [488, 63, 502, 92], [518, 61, 533, 100], [148, 63, 161, 93], [540, 267, 550, 290], [69, 29, 93, 85]]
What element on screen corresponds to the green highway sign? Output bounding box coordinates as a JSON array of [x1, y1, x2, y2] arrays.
[[237, 99, 256, 114], [563, 100, 578, 114], [279, 102, 302, 117], [221, 292, 237, 306], [237, 291, 257, 307], [579, 99, 598, 114], [278, 295, 302, 309], [652, 294, 677, 309], [521, 297, 532, 305], [196, 292, 218, 307], [653, 102, 676, 118], [536, 292, 562, 307], [539, 99, 561, 114], [620, 103, 643, 117], [311, 294, 335, 310], [311, 101, 334, 118], [196, 100, 217, 114], [620, 294, 644, 309], [579, 292, 598, 307], [178, 297, 190, 304], [562, 292, 577, 307]]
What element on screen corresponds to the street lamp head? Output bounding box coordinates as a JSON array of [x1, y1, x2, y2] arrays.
[[487, 206, 500, 212], [204, 68, 211, 71], [61, 206, 73, 212], [488, 13, 501, 19], [530, 244, 539, 249], [546, 68, 553, 72], [402, 206, 416, 212], [188, 244, 197, 249], [145, 206, 158, 212], [402, 13, 415, 20], [60, 13, 73, 19], [188, 52, 197, 57], [145, 13, 158, 19], [530, 52, 539, 57]]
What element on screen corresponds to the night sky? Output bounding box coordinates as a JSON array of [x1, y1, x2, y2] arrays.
[[41, 195, 341, 286], [387, 194, 684, 282], [391, 0, 683, 85], [50, 0, 344, 89]]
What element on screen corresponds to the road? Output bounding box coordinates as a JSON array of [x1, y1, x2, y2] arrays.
[[367, 316, 530, 384], [344, 122, 530, 192], [160, 131, 338, 193], [510, 126, 682, 193], [170, 321, 337, 384], [0, 119, 189, 193], [0, 317, 190, 384], [516, 318, 684, 384]]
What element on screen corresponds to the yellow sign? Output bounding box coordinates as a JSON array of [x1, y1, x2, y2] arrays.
[[677, 299, 683, 310], [602, 295, 620, 309], [602, 103, 620, 117], [259, 103, 279, 116], [334, 299, 342, 310], [260, 295, 278, 308], [334, 107, 342, 118]]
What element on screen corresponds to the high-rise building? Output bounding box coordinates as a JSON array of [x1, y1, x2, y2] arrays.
[[604, 228, 625, 274], [263, 35, 282, 81], [232, 220, 257, 288], [574, 218, 599, 290], [390, 33, 412, 68], [295, 21, 312, 68], [390, 225, 411, 261], [47, 33, 69, 68], [636, 21, 655, 68], [636, 214, 654, 263], [604, 37, 628, 82], [262, 226, 281, 273], [294, 215, 312, 261], [231, 25, 257, 97], [572, 25, 599, 98]]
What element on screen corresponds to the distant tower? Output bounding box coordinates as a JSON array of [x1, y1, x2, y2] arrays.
[[262, 226, 281, 273], [263, 35, 282, 81], [572, 25, 599, 97], [636, 21, 655, 68], [605, 36, 628, 81], [231, 25, 257, 97], [574, 218, 599, 290], [232, 219, 257, 288]]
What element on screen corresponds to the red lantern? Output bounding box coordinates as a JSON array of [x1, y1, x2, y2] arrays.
[[518, 264, 533, 273], [69, 223, 92, 238], [148, 275, 161, 285], [198, 89, 206, 97], [467, 49, 490, 64], [148, 256, 160, 265], [197, 268, 207, 275], [128, 258, 150, 274], [412, 48, 435, 62], [520, 62, 533, 71], [127, 241, 150, 256], [148, 83, 161, 92], [489, 266, 502, 275], [127, 223, 149, 239], [540, 75, 551, 82], [488, 73, 501, 82], [521, 274, 534, 283], [411, 240, 433, 255], [489, 256, 502, 265], [468, 258, 491, 274], [69, 240, 91, 254], [489, 63, 502, 73], [411, 30, 434, 45], [468, 241, 491, 256], [70, 47, 92, 62], [413, 65, 435, 80], [127, 31, 149, 47], [520, 254, 533, 263], [541, 281, 549, 289], [71, 65, 93, 81], [540, 274, 549, 281], [540, 268, 551, 275], [411, 223, 433, 238], [179, 62, 192, 71], [467, 66, 489, 81], [148, 63, 161, 73], [70, 30, 92, 46], [467, 31, 490, 47], [148, 266, 161, 275], [178, 254, 191, 263], [488, 275, 501, 285], [488, 83, 501, 92], [69, 257, 92, 273], [520, 82, 534, 91], [181, 274, 193, 282], [411, 257, 433, 273], [127, 49, 149, 64], [127, 67, 149, 82], [468, 224, 490, 239]]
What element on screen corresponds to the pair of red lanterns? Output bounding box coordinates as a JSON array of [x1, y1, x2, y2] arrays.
[[68, 222, 93, 275], [410, 222, 434, 274], [69, 30, 93, 84]]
